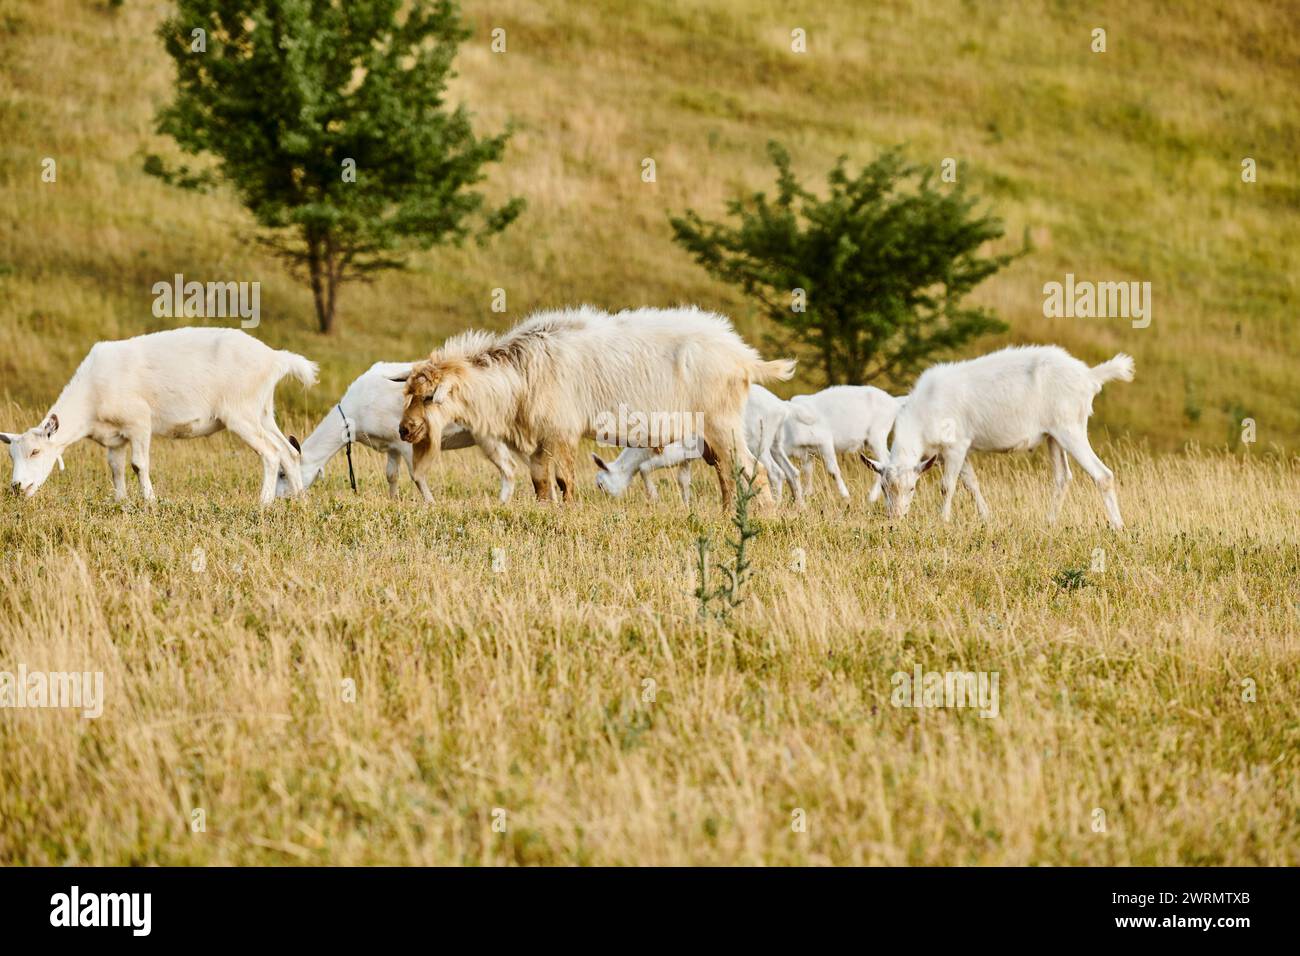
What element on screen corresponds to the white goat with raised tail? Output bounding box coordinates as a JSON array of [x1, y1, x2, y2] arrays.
[[276, 361, 518, 502], [397, 306, 796, 507], [591, 384, 797, 504], [863, 346, 1134, 529], [2, 327, 316, 505]]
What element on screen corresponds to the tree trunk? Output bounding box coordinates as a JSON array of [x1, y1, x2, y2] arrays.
[[306, 236, 332, 334], [323, 234, 339, 335]]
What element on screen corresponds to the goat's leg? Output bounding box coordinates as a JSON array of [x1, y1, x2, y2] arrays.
[[1046, 436, 1073, 524], [261, 410, 303, 496], [801, 453, 816, 499], [675, 461, 692, 504], [704, 419, 771, 509], [107, 443, 128, 502], [774, 446, 804, 506], [126, 429, 156, 502], [639, 469, 661, 502], [553, 442, 577, 503], [1051, 427, 1122, 530], [865, 433, 889, 505], [959, 458, 991, 519], [938, 445, 968, 522], [765, 452, 785, 503], [474, 438, 514, 503], [227, 418, 282, 505], [701, 436, 736, 511], [386, 449, 402, 498], [529, 447, 554, 502], [400, 444, 435, 503], [819, 442, 850, 500], [759, 451, 782, 501]]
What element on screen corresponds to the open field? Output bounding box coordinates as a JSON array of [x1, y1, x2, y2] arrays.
[[1, 436, 1297, 865]]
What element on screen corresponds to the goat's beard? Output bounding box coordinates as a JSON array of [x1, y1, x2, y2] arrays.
[[411, 434, 435, 479], [408, 405, 444, 478]]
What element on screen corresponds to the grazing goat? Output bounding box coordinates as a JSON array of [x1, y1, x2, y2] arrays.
[[863, 346, 1134, 529], [2, 327, 315, 505], [397, 306, 795, 506], [591, 384, 798, 504], [784, 385, 900, 503], [274, 362, 518, 502]]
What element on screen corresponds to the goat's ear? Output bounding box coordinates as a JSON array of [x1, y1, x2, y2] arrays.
[[42, 414, 59, 437], [0, 432, 15, 444], [288, 435, 301, 453], [56, 454, 65, 471], [591, 452, 609, 472], [917, 455, 939, 475], [860, 453, 883, 474]]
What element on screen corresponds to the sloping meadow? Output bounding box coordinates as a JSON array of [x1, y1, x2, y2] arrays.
[[1, 439, 1296, 864]]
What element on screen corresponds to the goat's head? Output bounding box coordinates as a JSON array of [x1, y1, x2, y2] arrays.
[[590, 452, 633, 497], [395, 357, 468, 446], [273, 435, 305, 498], [2, 415, 63, 498], [861, 450, 938, 519]]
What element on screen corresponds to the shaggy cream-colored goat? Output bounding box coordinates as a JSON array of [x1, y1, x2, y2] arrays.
[[275, 361, 518, 502], [864, 345, 1134, 528], [397, 306, 795, 505], [2, 327, 316, 505]]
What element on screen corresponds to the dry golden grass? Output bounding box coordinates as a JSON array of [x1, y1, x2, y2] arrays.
[[1, 432, 1296, 865]]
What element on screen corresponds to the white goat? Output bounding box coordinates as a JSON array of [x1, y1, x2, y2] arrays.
[[782, 385, 900, 503], [591, 384, 797, 504], [275, 361, 517, 502], [863, 345, 1134, 529], [397, 306, 795, 507], [2, 327, 315, 504]]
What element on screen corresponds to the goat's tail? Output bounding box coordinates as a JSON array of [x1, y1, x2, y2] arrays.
[[754, 358, 797, 383], [278, 350, 319, 388], [1090, 353, 1135, 387]]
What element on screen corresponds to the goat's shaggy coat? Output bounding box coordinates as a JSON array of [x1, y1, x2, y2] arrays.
[[2, 327, 316, 504], [399, 306, 795, 504], [865, 345, 1134, 528]]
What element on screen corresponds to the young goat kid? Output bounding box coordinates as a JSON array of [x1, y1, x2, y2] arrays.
[[275, 362, 518, 502], [863, 345, 1134, 529], [782, 385, 901, 504], [591, 384, 798, 504], [397, 306, 795, 506], [2, 327, 316, 505]]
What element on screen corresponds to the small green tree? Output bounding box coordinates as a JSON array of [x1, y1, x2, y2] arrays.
[[148, 0, 523, 333], [670, 143, 1024, 386]]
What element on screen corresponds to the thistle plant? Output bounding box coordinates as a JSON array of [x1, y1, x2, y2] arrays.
[[693, 462, 761, 622]]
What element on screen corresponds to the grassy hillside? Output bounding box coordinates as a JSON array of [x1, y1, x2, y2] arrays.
[[2, 0, 1298, 450]]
